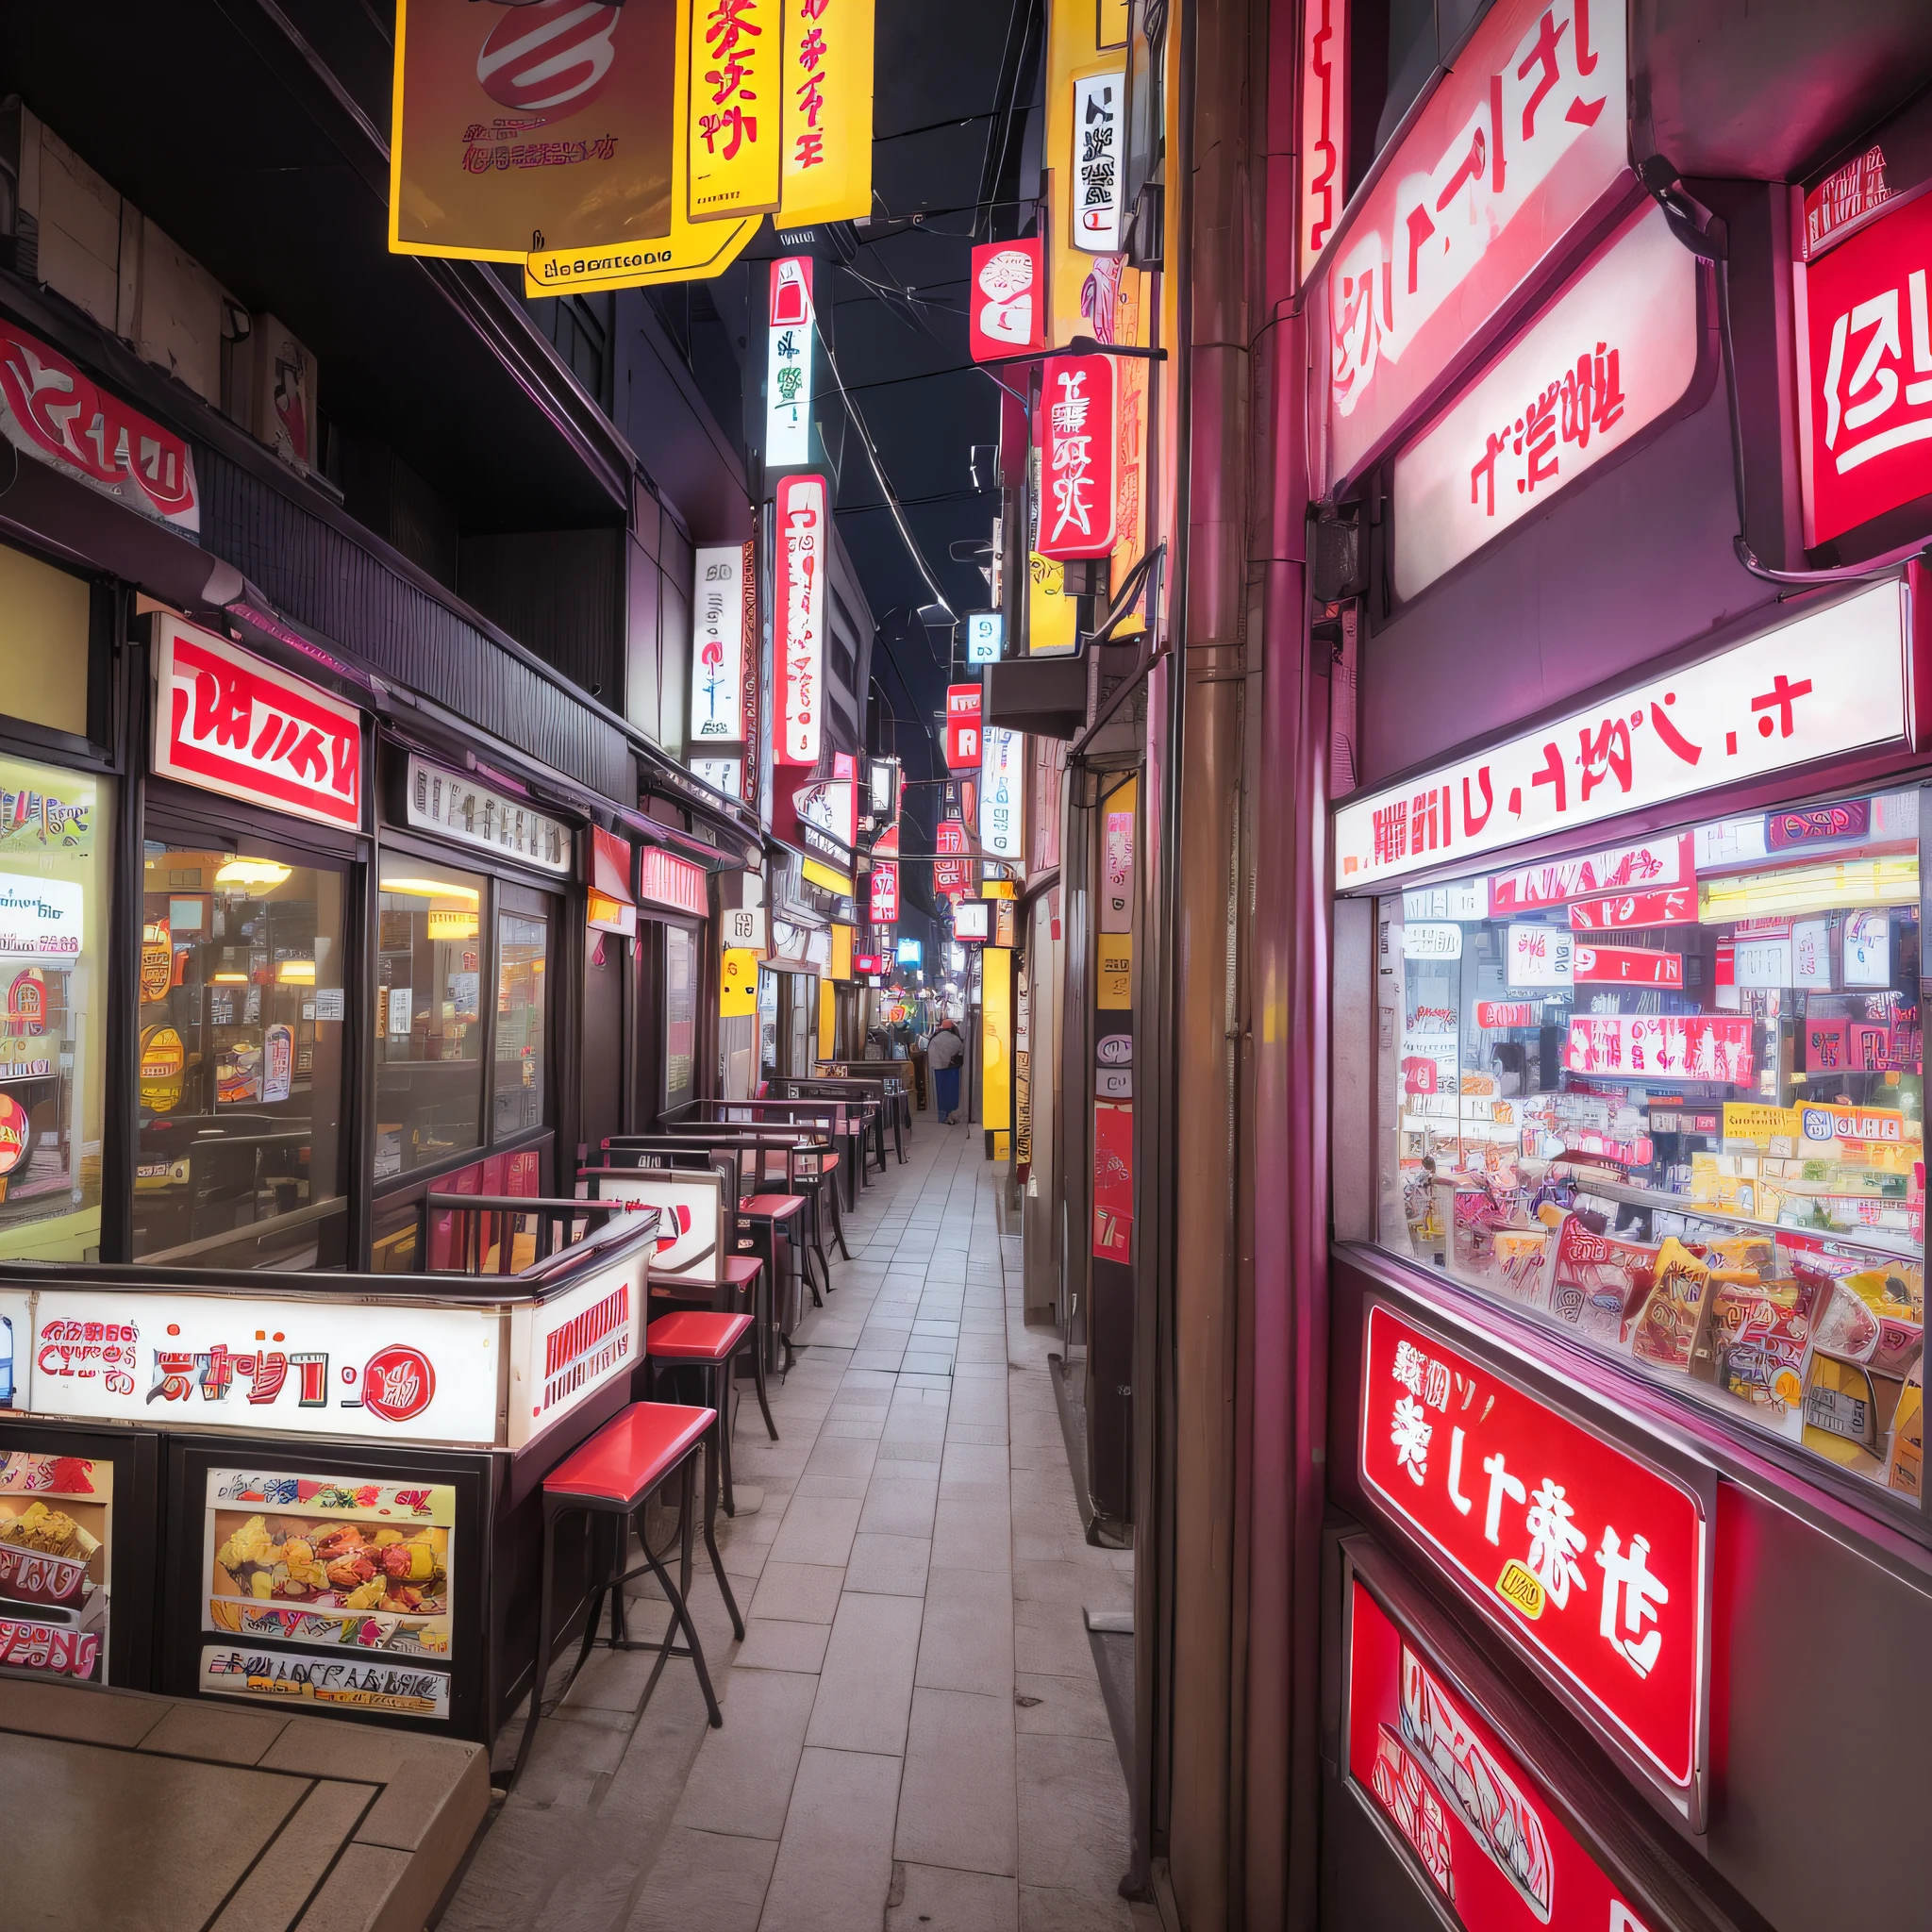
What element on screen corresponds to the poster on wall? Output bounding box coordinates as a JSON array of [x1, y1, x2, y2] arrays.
[[775, 474, 828, 766], [690, 543, 749, 742], [0, 1449, 112, 1684]]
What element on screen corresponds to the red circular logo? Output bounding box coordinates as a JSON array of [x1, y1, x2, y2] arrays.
[[361, 1345, 436, 1424], [477, 3, 621, 114]]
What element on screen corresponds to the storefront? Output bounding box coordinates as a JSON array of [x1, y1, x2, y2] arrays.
[[634, 841, 712, 1123]]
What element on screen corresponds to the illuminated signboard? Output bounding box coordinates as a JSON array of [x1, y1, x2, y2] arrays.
[[1334, 579, 1914, 891], [1037, 354, 1119, 560], [969, 240, 1049, 360], [967, 612, 1005, 663], [868, 860, 899, 924], [945, 684, 984, 769], [954, 900, 991, 942], [691, 543, 749, 741], [1360, 1301, 1709, 1810], [766, 258, 815, 469], [979, 725, 1024, 859], [1298, 0, 1344, 284], [895, 937, 923, 966], [774, 473, 828, 765], [1071, 73, 1124, 253]]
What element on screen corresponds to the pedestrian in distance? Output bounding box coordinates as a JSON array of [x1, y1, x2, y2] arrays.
[[926, 1018, 966, 1123]]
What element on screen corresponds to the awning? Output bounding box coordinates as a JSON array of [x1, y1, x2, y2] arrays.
[[588, 827, 637, 937]]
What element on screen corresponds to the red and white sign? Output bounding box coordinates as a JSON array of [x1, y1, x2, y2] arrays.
[[969, 239, 1049, 360], [775, 474, 828, 766], [0, 319, 200, 532], [691, 542, 749, 742], [1038, 355, 1119, 559], [1298, 0, 1345, 284], [869, 860, 899, 924], [1361, 1303, 1707, 1794], [1563, 1012, 1753, 1082], [639, 848, 708, 917], [1802, 144, 1894, 261], [1569, 887, 1697, 931], [0, 1618, 99, 1683], [1573, 944, 1683, 988], [1506, 923, 1572, 987], [27, 1291, 501, 1444], [1393, 204, 1699, 600], [1796, 184, 1932, 547], [1490, 834, 1691, 916], [1335, 579, 1912, 891], [1322, 0, 1628, 488], [154, 618, 363, 830], [935, 815, 972, 894], [1475, 1001, 1540, 1029], [508, 1251, 642, 1448], [954, 900, 991, 942], [945, 684, 984, 769], [852, 952, 886, 974], [1348, 1579, 1660, 1931]]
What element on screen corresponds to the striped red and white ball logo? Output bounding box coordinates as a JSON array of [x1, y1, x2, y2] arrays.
[[476, 2, 621, 114]]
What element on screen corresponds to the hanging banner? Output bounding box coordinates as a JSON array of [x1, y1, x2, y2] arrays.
[[868, 860, 899, 923], [936, 816, 972, 894], [774, 474, 828, 766], [688, 0, 782, 221], [767, 258, 816, 469], [691, 542, 750, 742], [1038, 355, 1120, 559], [391, 0, 676, 261], [1298, 0, 1345, 284], [1071, 73, 1126, 253], [721, 946, 758, 1014], [969, 241, 1050, 361], [945, 685, 984, 770], [779, 0, 875, 224], [980, 726, 1024, 859], [525, 0, 758, 291]]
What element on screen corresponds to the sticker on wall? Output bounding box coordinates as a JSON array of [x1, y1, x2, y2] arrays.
[[262, 1024, 294, 1106]]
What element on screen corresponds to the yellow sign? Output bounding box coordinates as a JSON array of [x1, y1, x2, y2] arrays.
[[830, 922, 854, 980], [980, 879, 1016, 900], [1495, 1560, 1545, 1621], [689, 0, 783, 221], [141, 923, 173, 1005], [526, 0, 760, 291], [778, 0, 875, 224], [818, 975, 837, 1061], [1097, 934, 1132, 1008], [982, 947, 1011, 1132], [391, 0, 675, 262], [803, 858, 854, 896], [1109, 264, 1151, 591], [1099, 0, 1130, 48], [721, 946, 759, 1016], [1722, 1103, 1801, 1147], [140, 1024, 187, 1114], [1044, 0, 1124, 345]]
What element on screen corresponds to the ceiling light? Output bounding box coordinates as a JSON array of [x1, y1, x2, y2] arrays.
[[214, 858, 291, 891], [276, 960, 316, 984], [211, 972, 250, 984], [1699, 857, 1918, 923], [381, 878, 482, 903]]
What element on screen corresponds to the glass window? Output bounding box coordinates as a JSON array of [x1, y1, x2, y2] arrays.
[[137, 839, 345, 1264], [376, 859, 486, 1177], [665, 924, 697, 1113], [758, 968, 780, 1085], [1374, 787, 1924, 1499], [493, 907, 549, 1140], [0, 757, 112, 1262]]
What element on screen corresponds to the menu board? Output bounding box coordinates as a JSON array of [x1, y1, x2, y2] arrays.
[[0, 1449, 112, 1684]]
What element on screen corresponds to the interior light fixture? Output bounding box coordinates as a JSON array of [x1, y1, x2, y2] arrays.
[[213, 858, 291, 891], [1698, 857, 1919, 924], [380, 877, 482, 903], [276, 960, 316, 984], [211, 972, 250, 984]]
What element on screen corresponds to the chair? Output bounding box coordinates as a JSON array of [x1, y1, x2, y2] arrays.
[[645, 1309, 770, 1513], [510, 1400, 743, 1788]]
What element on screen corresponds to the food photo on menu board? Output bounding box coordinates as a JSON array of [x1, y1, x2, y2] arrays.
[[0, 1451, 113, 1684], [201, 1466, 454, 1659]]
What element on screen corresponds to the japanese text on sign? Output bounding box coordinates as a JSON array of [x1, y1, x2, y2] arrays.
[[155, 619, 362, 831], [774, 474, 827, 765], [1324, 0, 1627, 487], [1298, 0, 1345, 282], [691, 544, 749, 741], [1361, 1303, 1707, 1791], [946, 685, 984, 770], [766, 258, 814, 468], [1072, 72, 1124, 253], [779, 0, 874, 224], [1334, 579, 1910, 891], [1038, 354, 1119, 558], [690, 0, 781, 218]]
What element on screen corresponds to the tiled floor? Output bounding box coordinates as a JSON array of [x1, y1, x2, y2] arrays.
[[443, 1116, 1150, 1932]]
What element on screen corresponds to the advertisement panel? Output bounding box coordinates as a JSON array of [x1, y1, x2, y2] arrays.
[[688, 0, 782, 221], [404, 755, 571, 873], [691, 543, 750, 742], [969, 241, 1049, 360], [507, 1250, 643, 1449], [1359, 1301, 1709, 1805], [945, 685, 985, 770], [1037, 355, 1119, 559], [778, 0, 875, 224], [1070, 73, 1125, 252], [0, 1449, 112, 1684], [775, 475, 829, 766], [766, 258, 816, 469], [979, 726, 1024, 859]]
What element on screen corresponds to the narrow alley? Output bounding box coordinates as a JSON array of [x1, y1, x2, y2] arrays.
[[443, 1122, 1146, 1932]]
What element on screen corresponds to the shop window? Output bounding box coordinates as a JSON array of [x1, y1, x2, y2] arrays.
[[135, 839, 345, 1264], [1375, 786, 1924, 1499], [665, 924, 697, 1113], [493, 908, 549, 1140], [0, 757, 112, 1262], [376, 860, 486, 1178], [758, 968, 779, 1086]]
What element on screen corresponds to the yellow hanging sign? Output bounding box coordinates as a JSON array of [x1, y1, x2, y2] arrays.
[[1097, 934, 1132, 1009], [721, 946, 759, 1016], [777, 0, 876, 225], [688, 0, 783, 222]]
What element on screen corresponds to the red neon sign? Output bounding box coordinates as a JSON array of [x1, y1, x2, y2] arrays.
[[1572, 944, 1683, 988], [945, 684, 983, 770], [935, 814, 971, 893], [1348, 1580, 1661, 1930], [1360, 1303, 1707, 1793], [774, 473, 827, 767], [968, 239, 1048, 361], [1037, 354, 1119, 559], [868, 862, 899, 924], [1568, 887, 1697, 931]]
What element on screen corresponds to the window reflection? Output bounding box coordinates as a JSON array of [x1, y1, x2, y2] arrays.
[[493, 908, 548, 1139]]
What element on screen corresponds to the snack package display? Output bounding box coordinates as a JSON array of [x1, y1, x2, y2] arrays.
[[1689, 1275, 1820, 1438], [0, 1451, 112, 1683], [1541, 1214, 1655, 1349], [202, 1468, 455, 1658], [1889, 1357, 1924, 1497], [1804, 1354, 1892, 1475]]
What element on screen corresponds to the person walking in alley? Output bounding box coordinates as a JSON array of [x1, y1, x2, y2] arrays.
[[926, 1017, 965, 1123]]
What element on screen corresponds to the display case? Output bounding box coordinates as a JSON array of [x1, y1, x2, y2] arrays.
[[1374, 783, 1925, 1505]]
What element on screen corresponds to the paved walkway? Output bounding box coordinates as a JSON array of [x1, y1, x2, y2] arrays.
[[443, 1116, 1146, 1932]]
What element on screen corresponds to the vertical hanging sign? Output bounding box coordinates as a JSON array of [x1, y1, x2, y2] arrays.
[[1071, 73, 1125, 253], [767, 258, 816, 469], [691, 542, 749, 742], [969, 240, 1050, 360], [945, 685, 985, 769], [1298, 0, 1345, 283], [1037, 355, 1120, 559], [869, 860, 899, 923], [774, 474, 827, 766], [779, 0, 876, 224], [689, 0, 782, 221], [979, 726, 1024, 859]]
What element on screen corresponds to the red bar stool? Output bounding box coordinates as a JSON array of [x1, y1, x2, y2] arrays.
[[510, 1401, 744, 1788], [646, 1308, 775, 1514], [738, 1192, 811, 1365]]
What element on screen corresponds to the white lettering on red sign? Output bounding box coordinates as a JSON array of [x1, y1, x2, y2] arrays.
[[154, 619, 363, 829], [0, 319, 200, 532], [1361, 1303, 1707, 1793], [1298, 0, 1345, 283], [1490, 834, 1690, 916], [1796, 186, 1932, 547], [946, 684, 984, 770], [775, 474, 827, 766], [1393, 203, 1698, 599], [1573, 943, 1682, 987], [935, 816, 971, 894], [869, 861, 899, 924], [1335, 579, 1911, 891], [1324, 0, 1627, 488], [1568, 886, 1697, 931], [1802, 144, 1892, 262], [1563, 1012, 1753, 1081], [969, 240, 1048, 360], [1038, 354, 1119, 558]]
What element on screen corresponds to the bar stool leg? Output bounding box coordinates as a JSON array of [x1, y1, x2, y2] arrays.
[[639, 1474, 724, 1729], [704, 1422, 745, 1641], [828, 1177, 853, 1259], [714, 1359, 737, 1517], [509, 1498, 562, 1788], [750, 1321, 778, 1441]]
